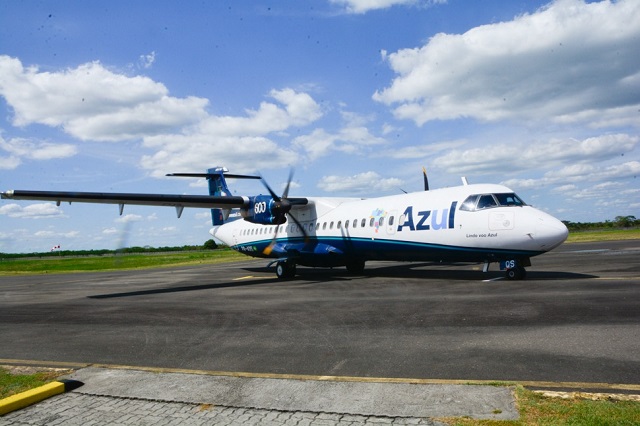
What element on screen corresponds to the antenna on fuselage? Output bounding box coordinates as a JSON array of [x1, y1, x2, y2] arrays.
[[461, 177, 469, 186]]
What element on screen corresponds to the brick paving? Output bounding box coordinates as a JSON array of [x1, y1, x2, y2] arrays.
[[0, 393, 444, 426]]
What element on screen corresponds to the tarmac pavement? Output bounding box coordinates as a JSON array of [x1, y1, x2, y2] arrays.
[[0, 367, 518, 425]]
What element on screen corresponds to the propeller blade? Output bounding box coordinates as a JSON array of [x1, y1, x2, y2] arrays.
[[259, 175, 281, 201], [423, 166, 429, 191], [281, 169, 294, 199]]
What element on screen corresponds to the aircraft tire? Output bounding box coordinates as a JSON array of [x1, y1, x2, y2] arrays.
[[506, 266, 526, 280], [276, 261, 296, 280]]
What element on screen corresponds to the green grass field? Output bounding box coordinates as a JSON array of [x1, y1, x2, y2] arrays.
[[566, 228, 640, 243], [0, 249, 246, 275]]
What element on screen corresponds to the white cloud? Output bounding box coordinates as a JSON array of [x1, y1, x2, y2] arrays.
[[0, 56, 209, 141], [141, 88, 322, 175], [374, 0, 640, 127], [115, 214, 143, 223], [435, 134, 638, 174], [331, 0, 446, 14], [0, 203, 65, 219], [293, 111, 386, 161], [102, 227, 118, 235], [0, 135, 77, 168], [34, 230, 79, 239], [139, 51, 156, 69], [318, 171, 403, 194]]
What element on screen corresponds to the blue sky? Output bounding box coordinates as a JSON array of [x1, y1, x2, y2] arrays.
[[1, 0, 639, 253]]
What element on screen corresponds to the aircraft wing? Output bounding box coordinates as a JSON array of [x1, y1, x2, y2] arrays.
[[0, 189, 249, 209]]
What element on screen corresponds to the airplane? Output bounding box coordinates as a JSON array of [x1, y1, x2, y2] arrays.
[[1, 166, 569, 280]]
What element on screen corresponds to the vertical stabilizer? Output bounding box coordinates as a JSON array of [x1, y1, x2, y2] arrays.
[[207, 167, 232, 226]]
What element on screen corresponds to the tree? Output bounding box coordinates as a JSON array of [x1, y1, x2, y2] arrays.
[[203, 239, 218, 250], [615, 215, 637, 228]]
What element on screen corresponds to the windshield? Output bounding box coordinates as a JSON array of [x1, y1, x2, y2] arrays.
[[460, 193, 526, 211]]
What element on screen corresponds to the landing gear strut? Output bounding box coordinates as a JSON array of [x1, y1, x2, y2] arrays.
[[275, 260, 296, 280]]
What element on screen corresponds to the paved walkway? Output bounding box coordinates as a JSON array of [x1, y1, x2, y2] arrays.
[[1, 367, 519, 425]]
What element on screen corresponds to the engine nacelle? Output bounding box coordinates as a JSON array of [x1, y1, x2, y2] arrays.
[[241, 195, 287, 225]]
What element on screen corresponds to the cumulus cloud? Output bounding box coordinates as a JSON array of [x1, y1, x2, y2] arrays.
[[293, 111, 386, 161], [331, 0, 446, 14], [0, 56, 209, 141], [0, 203, 65, 219], [374, 0, 640, 127], [318, 171, 403, 194], [434, 134, 638, 174], [0, 134, 77, 169], [141, 88, 323, 175]]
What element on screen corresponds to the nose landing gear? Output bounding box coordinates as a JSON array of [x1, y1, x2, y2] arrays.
[[498, 258, 530, 280]]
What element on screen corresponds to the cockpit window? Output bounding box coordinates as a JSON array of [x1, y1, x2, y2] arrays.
[[494, 193, 526, 206], [460, 192, 526, 212], [460, 195, 479, 211], [477, 195, 497, 209]]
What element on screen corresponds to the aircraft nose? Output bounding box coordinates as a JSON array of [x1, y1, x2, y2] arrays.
[[533, 213, 569, 251]]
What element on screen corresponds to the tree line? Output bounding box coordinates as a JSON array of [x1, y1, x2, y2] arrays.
[[562, 215, 638, 231], [1, 239, 220, 259]]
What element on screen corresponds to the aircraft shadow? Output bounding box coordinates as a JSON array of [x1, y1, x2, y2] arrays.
[[88, 265, 597, 299], [245, 263, 596, 282], [87, 277, 277, 299]]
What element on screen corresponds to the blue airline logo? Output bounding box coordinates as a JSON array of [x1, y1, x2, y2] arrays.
[[397, 201, 458, 232]]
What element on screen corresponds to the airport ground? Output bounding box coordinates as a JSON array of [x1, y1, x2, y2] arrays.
[[0, 240, 639, 424]]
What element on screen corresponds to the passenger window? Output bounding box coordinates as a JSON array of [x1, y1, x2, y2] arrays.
[[379, 217, 384, 227], [330, 222, 334, 229], [337, 221, 342, 229], [370, 218, 375, 227], [353, 219, 357, 228], [477, 195, 498, 209], [361, 218, 366, 227], [345, 220, 349, 229], [322, 222, 327, 230], [389, 216, 394, 226]]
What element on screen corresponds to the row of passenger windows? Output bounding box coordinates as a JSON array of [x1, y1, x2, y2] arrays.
[[239, 215, 397, 237]]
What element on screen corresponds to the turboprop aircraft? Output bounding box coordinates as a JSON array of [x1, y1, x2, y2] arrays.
[[1, 167, 568, 280]]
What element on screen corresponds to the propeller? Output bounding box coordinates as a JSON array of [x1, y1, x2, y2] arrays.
[[423, 166, 429, 191], [261, 170, 309, 255]]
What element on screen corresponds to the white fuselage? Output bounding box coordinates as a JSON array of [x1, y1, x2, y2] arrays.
[[211, 183, 568, 266]]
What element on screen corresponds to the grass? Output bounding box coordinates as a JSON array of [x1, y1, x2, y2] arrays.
[[0, 367, 68, 399], [439, 386, 640, 425], [566, 228, 640, 243], [0, 249, 246, 275]]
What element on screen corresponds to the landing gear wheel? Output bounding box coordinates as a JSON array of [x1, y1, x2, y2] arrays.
[[346, 259, 365, 275], [506, 266, 527, 280], [275, 261, 296, 280]]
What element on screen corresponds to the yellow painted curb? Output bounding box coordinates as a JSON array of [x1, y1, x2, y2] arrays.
[[0, 380, 83, 416]]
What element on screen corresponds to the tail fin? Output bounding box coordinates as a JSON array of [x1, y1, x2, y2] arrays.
[[207, 167, 233, 226], [167, 167, 261, 225]]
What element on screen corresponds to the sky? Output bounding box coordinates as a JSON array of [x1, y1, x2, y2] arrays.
[[0, 0, 639, 253]]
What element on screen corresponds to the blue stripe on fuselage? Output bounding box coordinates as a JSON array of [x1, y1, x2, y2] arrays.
[[232, 236, 542, 266]]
